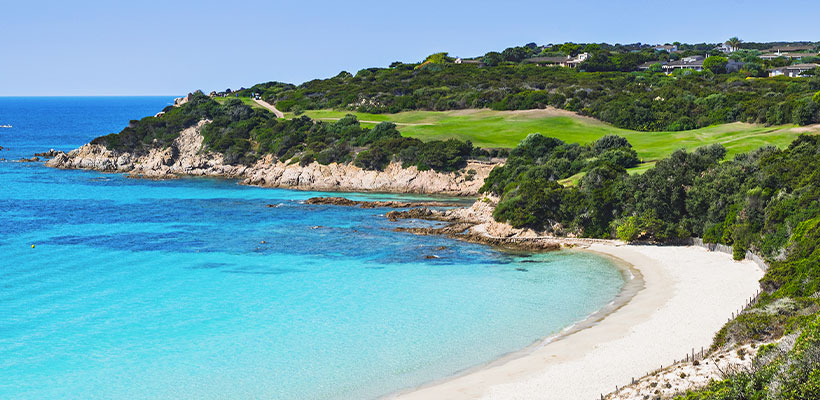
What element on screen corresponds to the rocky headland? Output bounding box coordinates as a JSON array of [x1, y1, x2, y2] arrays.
[[45, 120, 496, 196]]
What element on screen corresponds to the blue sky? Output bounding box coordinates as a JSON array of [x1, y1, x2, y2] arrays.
[[1, 0, 818, 96]]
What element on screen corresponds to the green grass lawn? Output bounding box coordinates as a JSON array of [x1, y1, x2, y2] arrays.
[[286, 109, 820, 165], [214, 96, 266, 110]]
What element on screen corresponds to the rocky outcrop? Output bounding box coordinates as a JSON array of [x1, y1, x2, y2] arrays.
[[243, 157, 493, 196], [46, 120, 497, 196], [33, 149, 61, 158], [47, 120, 247, 178], [383, 196, 609, 252], [305, 197, 456, 209]]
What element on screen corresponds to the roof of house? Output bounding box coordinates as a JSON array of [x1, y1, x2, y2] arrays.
[[637, 61, 667, 69], [764, 45, 816, 52], [458, 58, 484, 64], [523, 56, 569, 64], [771, 63, 820, 70], [664, 58, 704, 67], [760, 52, 819, 58]]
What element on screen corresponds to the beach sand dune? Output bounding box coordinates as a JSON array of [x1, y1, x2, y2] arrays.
[[391, 244, 763, 400]]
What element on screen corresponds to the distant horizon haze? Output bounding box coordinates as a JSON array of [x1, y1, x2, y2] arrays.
[[2, 0, 818, 96]]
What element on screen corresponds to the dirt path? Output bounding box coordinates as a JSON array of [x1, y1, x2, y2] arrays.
[[252, 99, 284, 118]]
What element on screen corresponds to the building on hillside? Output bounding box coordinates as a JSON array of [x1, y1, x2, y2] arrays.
[[714, 43, 736, 53], [726, 60, 746, 73], [565, 52, 589, 67], [759, 50, 819, 60], [523, 56, 568, 66], [769, 63, 820, 77], [653, 44, 678, 52], [454, 58, 484, 66], [661, 55, 705, 73], [763, 45, 816, 53], [637, 61, 667, 70], [523, 53, 589, 68]]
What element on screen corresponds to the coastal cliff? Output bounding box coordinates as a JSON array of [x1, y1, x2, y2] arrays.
[[46, 120, 496, 196]]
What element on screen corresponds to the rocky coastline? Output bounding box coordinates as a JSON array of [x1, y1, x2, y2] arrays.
[[43, 119, 603, 252], [306, 194, 614, 252], [45, 120, 496, 196]]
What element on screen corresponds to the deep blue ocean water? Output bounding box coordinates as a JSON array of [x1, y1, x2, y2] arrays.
[[0, 97, 625, 399]]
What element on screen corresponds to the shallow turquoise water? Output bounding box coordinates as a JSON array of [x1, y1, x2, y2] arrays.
[[0, 97, 625, 399]]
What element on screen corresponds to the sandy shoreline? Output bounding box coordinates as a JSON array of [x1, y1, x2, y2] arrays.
[[388, 243, 764, 400]]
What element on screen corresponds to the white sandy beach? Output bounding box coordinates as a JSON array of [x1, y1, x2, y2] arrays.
[[391, 243, 764, 400]]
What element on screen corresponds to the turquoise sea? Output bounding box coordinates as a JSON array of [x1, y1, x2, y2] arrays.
[[0, 97, 625, 399]]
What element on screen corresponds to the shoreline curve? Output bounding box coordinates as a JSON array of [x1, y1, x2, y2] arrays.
[[387, 243, 764, 400]]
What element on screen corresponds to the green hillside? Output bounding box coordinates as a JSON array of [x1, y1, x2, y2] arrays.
[[287, 108, 820, 164]]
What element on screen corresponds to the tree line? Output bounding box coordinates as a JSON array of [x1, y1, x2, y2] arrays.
[[235, 61, 820, 131]]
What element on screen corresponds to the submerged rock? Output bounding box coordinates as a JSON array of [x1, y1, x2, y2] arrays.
[[306, 197, 458, 209], [33, 149, 61, 158]]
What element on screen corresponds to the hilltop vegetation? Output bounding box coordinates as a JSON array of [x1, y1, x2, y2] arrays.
[[230, 38, 820, 133], [238, 66, 820, 132], [92, 93, 493, 172]]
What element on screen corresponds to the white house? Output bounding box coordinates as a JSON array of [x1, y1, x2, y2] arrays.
[[715, 43, 737, 53], [661, 55, 705, 73], [454, 57, 483, 65], [523, 52, 589, 68], [769, 64, 820, 77], [654, 44, 678, 52]]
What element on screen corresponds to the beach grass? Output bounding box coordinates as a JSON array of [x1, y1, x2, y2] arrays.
[[285, 109, 820, 164]]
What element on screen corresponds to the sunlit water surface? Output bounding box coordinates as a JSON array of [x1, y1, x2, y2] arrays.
[[0, 97, 624, 399]]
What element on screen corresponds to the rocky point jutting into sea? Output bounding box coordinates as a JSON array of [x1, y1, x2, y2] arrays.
[[46, 119, 496, 196]]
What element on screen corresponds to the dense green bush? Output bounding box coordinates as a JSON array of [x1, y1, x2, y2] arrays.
[[90, 96, 480, 173], [703, 56, 729, 74], [92, 92, 221, 152], [482, 132, 820, 398], [482, 133, 632, 234], [233, 61, 818, 131]]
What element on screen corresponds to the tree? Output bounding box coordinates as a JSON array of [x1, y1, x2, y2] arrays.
[[814, 91, 820, 104], [482, 51, 503, 67], [703, 56, 729, 74], [354, 148, 390, 170], [725, 37, 743, 52], [424, 52, 451, 64], [559, 43, 581, 56], [793, 100, 819, 126], [584, 43, 601, 53], [501, 47, 527, 63], [580, 52, 616, 72], [593, 134, 632, 152], [742, 62, 766, 77], [647, 63, 664, 73]]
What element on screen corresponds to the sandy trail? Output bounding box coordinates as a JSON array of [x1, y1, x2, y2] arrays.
[[253, 98, 284, 118]]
